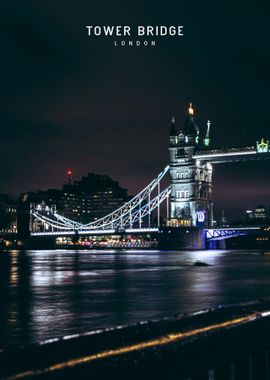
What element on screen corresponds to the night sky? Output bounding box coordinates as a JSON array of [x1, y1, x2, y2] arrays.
[[1, 1, 270, 220]]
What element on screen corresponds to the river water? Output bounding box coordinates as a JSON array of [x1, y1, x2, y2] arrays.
[[1, 249, 270, 349]]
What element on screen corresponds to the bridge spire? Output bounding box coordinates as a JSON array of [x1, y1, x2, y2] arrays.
[[188, 102, 194, 116], [184, 102, 200, 145], [169, 116, 177, 137], [203, 120, 211, 148]]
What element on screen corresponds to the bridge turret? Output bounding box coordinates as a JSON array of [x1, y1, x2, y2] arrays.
[[167, 102, 213, 229], [256, 138, 269, 153]]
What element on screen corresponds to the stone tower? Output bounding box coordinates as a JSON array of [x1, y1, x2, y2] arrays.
[[168, 103, 213, 228]]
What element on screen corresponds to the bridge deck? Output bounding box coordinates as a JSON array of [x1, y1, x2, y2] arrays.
[[30, 227, 159, 237], [194, 146, 270, 163]]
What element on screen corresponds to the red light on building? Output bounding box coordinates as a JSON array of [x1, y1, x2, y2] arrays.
[[67, 170, 73, 185]]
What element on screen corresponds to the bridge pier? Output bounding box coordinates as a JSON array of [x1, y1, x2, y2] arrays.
[[206, 239, 226, 250], [30, 236, 57, 249], [158, 227, 206, 250]]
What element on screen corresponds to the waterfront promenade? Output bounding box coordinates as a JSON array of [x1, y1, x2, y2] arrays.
[[1, 299, 270, 379]]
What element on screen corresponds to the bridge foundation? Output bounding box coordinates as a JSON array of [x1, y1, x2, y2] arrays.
[[158, 227, 205, 250], [206, 239, 227, 249], [30, 236, 57, 249]]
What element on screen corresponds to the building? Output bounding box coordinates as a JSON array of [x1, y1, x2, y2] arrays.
[[17, 189, 62, 239], [246, 205, 268, 223], [254, 205, 268, 219], [62, 173, 131, 223], [18, 173, 131, 232], [0, 194, 17, 234], [167, 103, 213, 228], [19, 173, 131, 236]]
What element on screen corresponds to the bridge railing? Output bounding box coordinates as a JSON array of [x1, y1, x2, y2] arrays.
[[2, 299, 270, 379]]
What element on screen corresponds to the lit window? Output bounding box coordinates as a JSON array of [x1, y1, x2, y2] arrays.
[[177, 190, 189, 198]]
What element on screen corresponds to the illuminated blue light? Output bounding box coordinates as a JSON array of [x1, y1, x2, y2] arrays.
[[196, 211, 205, 223]]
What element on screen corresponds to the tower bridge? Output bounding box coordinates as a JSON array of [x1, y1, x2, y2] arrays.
[[30, 103, 270, 249]]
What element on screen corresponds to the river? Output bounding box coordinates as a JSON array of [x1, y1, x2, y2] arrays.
[[1, 249, 269, 349]]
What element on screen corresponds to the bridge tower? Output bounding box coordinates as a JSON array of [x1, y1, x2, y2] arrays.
[[167, 103, 213, 228]]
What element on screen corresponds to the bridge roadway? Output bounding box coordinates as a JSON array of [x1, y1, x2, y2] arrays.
[[193, 146, 270, 163], [30, 226, 262, 241], [2, 299, 270, 379], [30, 227, 159, 237]]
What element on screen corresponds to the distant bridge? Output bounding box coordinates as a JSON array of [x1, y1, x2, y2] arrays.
[[205, 227, 261, 241]]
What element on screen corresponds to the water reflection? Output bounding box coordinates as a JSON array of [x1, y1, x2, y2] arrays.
[[0, 250, 33, 347], [0, 249, 270, 349]]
